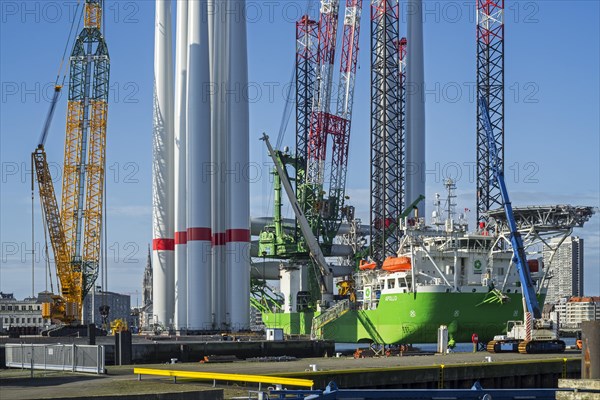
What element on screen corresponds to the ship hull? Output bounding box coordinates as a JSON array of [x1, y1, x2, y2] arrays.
[[263, 291, 544, 343]]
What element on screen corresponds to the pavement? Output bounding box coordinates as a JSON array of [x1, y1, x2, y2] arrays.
[[0, 350, 582, 399]]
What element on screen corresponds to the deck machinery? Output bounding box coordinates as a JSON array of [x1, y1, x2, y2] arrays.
[[258, 0, 364, 307], [33, 0, 109, 329]]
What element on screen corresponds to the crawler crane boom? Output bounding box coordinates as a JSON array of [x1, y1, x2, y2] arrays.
[[479, 97, 564, 354], [34, 0, 109, 327]]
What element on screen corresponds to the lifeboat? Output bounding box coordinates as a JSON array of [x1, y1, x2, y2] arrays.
[[528, 259, 539, 273], [382, 256, 411, 272], [359, 260, 377, 271]]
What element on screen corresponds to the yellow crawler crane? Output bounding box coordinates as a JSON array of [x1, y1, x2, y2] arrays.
[[34, 0, 109, 327]]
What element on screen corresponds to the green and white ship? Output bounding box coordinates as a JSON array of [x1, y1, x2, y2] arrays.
[[261, 181, 547, 345], [263, 230, 545, 344]]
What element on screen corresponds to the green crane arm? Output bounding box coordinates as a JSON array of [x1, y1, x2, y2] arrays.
[[400, 195, 426, 219], [261, 134, 332, 298]]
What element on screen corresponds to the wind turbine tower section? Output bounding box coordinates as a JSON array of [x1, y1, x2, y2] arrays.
[[151, 0, 174, 328]]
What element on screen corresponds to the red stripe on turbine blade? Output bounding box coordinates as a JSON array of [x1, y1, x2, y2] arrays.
[[175, 231, 188, 245], [153, 238, 174, 251], [226, 229, 251, 243], [212, 232, 226, 246], [187, 227, 212, 241]]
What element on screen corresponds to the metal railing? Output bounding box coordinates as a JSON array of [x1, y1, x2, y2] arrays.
[[5, 343, 105, 374], [311, 299, 351, 339], [134, 368, 314, 390]]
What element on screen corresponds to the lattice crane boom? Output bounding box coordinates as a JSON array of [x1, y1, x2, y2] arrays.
[[306, 0, 341, 189], [295, 16, 319, 181], [336, 0, 362, 120], [326, 0, 363, 236], [33, 147, 81, 321], [370, 0, 401, 264], [34, 0, 109, 324], [476, 0, 504, 225]]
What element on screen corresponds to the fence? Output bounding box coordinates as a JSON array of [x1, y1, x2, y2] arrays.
[[4, 343, 105, 374]]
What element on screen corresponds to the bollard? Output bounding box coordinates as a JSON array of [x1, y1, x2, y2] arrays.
[[437, 326, 448, 354], [581, 321, 599, 379], [88, 324, 96, 346]]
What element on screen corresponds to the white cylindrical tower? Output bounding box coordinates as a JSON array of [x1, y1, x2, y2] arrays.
[[225, 0, 250, 331], [211, 0, 228, 330], [152, 0, 174, 327], [187, 0, 213, 331], [173, 0, 189, 332], [406, 0, 426, 216]]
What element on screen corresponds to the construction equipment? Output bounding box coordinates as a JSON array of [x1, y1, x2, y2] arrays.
[[34, 0, 109, 328], [479, 98, 564, 354], [370, 1, 405, 265], [261, 134, 334, 307], [110, 319, 128, 335], [258, 0, 363, 307]]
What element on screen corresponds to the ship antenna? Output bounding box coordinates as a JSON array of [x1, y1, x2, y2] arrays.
[[444, 179, 457, 232]]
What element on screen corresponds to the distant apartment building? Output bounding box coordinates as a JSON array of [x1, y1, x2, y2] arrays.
[[544, 236, 583, 305], [555, 296, 600, 329], [0, 292, 52, 334]]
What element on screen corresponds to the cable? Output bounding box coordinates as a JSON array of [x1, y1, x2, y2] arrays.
[[31, 156, 35, 298], [102, 144, 108, 312], [39, 201, 56, 294], [56, 0, 83, 86], [101, 0, 105, 36], [275, 66, 295, 151]]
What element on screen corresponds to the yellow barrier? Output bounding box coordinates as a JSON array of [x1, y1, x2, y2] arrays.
[[133, 367, 314, 390]]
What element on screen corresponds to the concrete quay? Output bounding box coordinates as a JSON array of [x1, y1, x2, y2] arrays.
[[1, 350, 583, 399]]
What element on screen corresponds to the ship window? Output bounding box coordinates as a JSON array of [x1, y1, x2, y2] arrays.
[[507, 289, 511, 293], [472, 288, 476, 293], [461, 258, 465, 267], [0, 305, 4, 311], [388, 280, 395, 289]]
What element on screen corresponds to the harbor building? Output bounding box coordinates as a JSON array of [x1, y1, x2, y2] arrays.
[[555, 296, 600, 329], [0, 292, 52, 334]]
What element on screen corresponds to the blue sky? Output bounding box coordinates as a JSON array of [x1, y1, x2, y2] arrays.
[[1, 0, 598, 302]]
